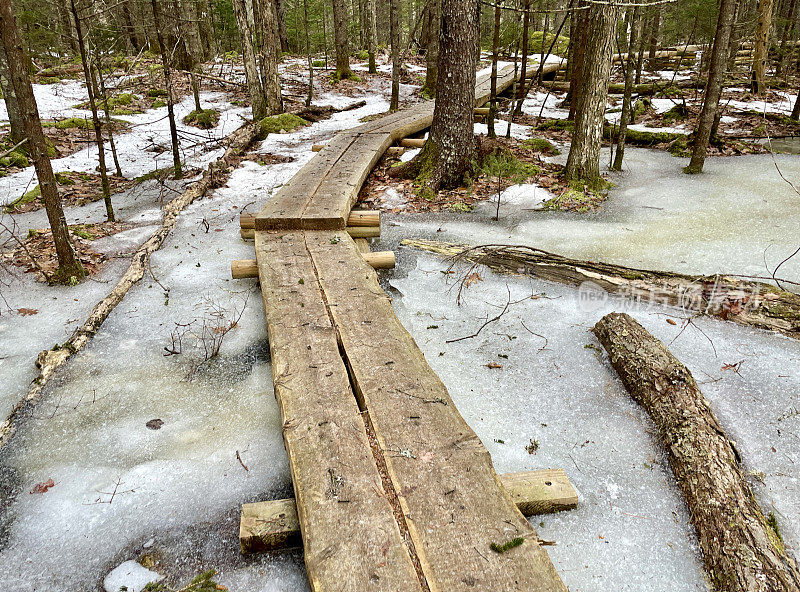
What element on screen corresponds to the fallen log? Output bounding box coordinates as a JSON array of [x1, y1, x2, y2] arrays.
[[592, 312, 800, 592], [0, 121, 261, 452], [402, 240, 800, 340]]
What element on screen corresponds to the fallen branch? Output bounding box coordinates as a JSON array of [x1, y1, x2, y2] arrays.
[[0, 121, 260, 451], [593, 312, 800, 592], [402, 239, 800, 340]]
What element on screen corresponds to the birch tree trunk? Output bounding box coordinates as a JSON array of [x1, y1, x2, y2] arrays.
[[686, 0, 737, 174], [0, 0, 83, 282], [564, 1, 618, 184]]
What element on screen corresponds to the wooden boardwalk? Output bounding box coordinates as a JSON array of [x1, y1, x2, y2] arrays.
[[249, 64, 569, 592]]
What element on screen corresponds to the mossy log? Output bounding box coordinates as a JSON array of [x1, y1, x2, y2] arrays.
[[0, 122, 261, 452], [593, 313, 800, 592], [402, 240, 800, 340]]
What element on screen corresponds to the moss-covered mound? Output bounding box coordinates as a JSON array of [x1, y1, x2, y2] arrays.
[[256, 113, 309, 139], [184, 108, 220, 129]]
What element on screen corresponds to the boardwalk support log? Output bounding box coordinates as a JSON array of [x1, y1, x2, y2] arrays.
[[399, 138, 426, 148], [593, 313, 800, 592], [240, 469, 578, 554], [232, 250, 394, 277], [241, 226, 379, 240], [241, 210, 380, 230]]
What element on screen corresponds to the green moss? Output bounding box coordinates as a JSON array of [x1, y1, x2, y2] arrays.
[[766, 512, 785, 554], [134, 166, 175, 184], [312, 59, 325, 67], [72, 228, 93, 240], [529, 30, 570, 56], [356, 49, 370, 60], [536, 119, 573, 132], [330, 71, 361, 83], [662, 103, 690, 123], [39, 76, 61, 85], [3, 184, 41, 211], [448, 202, 473, 212], [668, 137, 692, 157], [46, 117, 94, 130], [184, 108, 220, 129], [0, 150, 29, 168], [151, 99, 166, 109], [257, 113, 309, 139], [147, 88, 168, 97], [632, 97, 651, 121], [521, 137, 560, 156], [490, 537, 525, 553]]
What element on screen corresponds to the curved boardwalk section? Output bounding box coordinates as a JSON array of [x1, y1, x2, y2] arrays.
[[251, 65, 568, 592]]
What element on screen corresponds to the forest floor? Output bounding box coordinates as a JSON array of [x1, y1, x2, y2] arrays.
[[0, 50, 798, 592]]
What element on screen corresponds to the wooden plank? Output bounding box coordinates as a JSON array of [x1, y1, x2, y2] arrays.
[[305, 232, 568, 592], [254, 133, 359, 230], [254, 230, 423, 592], [240, 469, 578, 553], [302, 133, 393, 226]]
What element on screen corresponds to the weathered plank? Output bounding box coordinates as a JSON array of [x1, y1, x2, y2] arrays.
[[303, 133, 393, 225], [254, 133, 359, 230], [254, 231, 423, 592], [240, 469, 578, 553], [305, 232, 568, 592]]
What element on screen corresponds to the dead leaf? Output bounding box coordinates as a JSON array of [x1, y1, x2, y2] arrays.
[[30, 478, 55, 494], [17, 308, 39, 316], [486, 362, 503, 369], [464, 272, 483, 288], [666, 318, 677, 325]]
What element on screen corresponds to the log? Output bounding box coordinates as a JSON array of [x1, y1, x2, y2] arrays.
[[474, 107, 491, 116], [385, 146, 406, 157], [353, 238, 370, 253], [311, 143, 324, 152], [231, 259, 258, 279], [361, 250, 395, 269], [240, 226, 378, 240], [232, 250, 393, 276], [240, 468, 578, 553], [592, 313, 800, 592], [242, 210, 381, 229], [402, 239, 800, 341], [399, 138, 426, 148]]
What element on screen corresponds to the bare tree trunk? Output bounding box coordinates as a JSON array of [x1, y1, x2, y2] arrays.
[[389, 0, 400, 109], [686, 0, 737, 174], [231, 0, 267, 119], [332, 0, 352, 79], [0, 0, 83, 282], [394, 0, 477, 191], [93, 60, 123, 178], [71, 0, 114, 222], [488, 0, 501, 139], [151, 0, 182, 178], [753, 0, 775, 94], [275, 0, 289, 52], [0, 43, 24, 144], [422, 0, 440, 96], [121, 0, 140, 51], [182, 0, 205, 112], [303, 0, 314, 106], [612, 4, 641, 171], [516, 0, 531, 99], [567, 1, 588, 119], [564, 1, 618, 184], [365, 0, 377, 73], [647, 3, 662, 62], [776, 0, 797, 78], [791, 85, 800, 119], [593, 312, 800, 592], [257, 0, 283, 114]]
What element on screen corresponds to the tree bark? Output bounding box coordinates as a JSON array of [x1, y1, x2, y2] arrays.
[[395, 0, 477, 191], [0, 0, 83, 282], [647, 3, 663, 62], [256, 0, 283, 114], [488, 0, 501, 138], [151, 0, 183, 178], [686, 0, 737, 174], [275, 0, 289, 52], [0, 43, 24, 144], [72, 0, 115, 222], [567, 0, 588, 119], [564, 1, 618, 184], [332, 0, 352, 79], [516, 0, 531, 100], [612, 4, 641, 171], [753, 0, 775, 94], [363, 0, 377, 73], [593, 312, 800, 592], [791, 85, 800, 120], [389, 0, 400, 110], [92, 61, 123, 177], [776, 0, 797, 77], [232, 0, 267, 119], [422, 0, 440, 96], [403, 239, 800, 340]]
